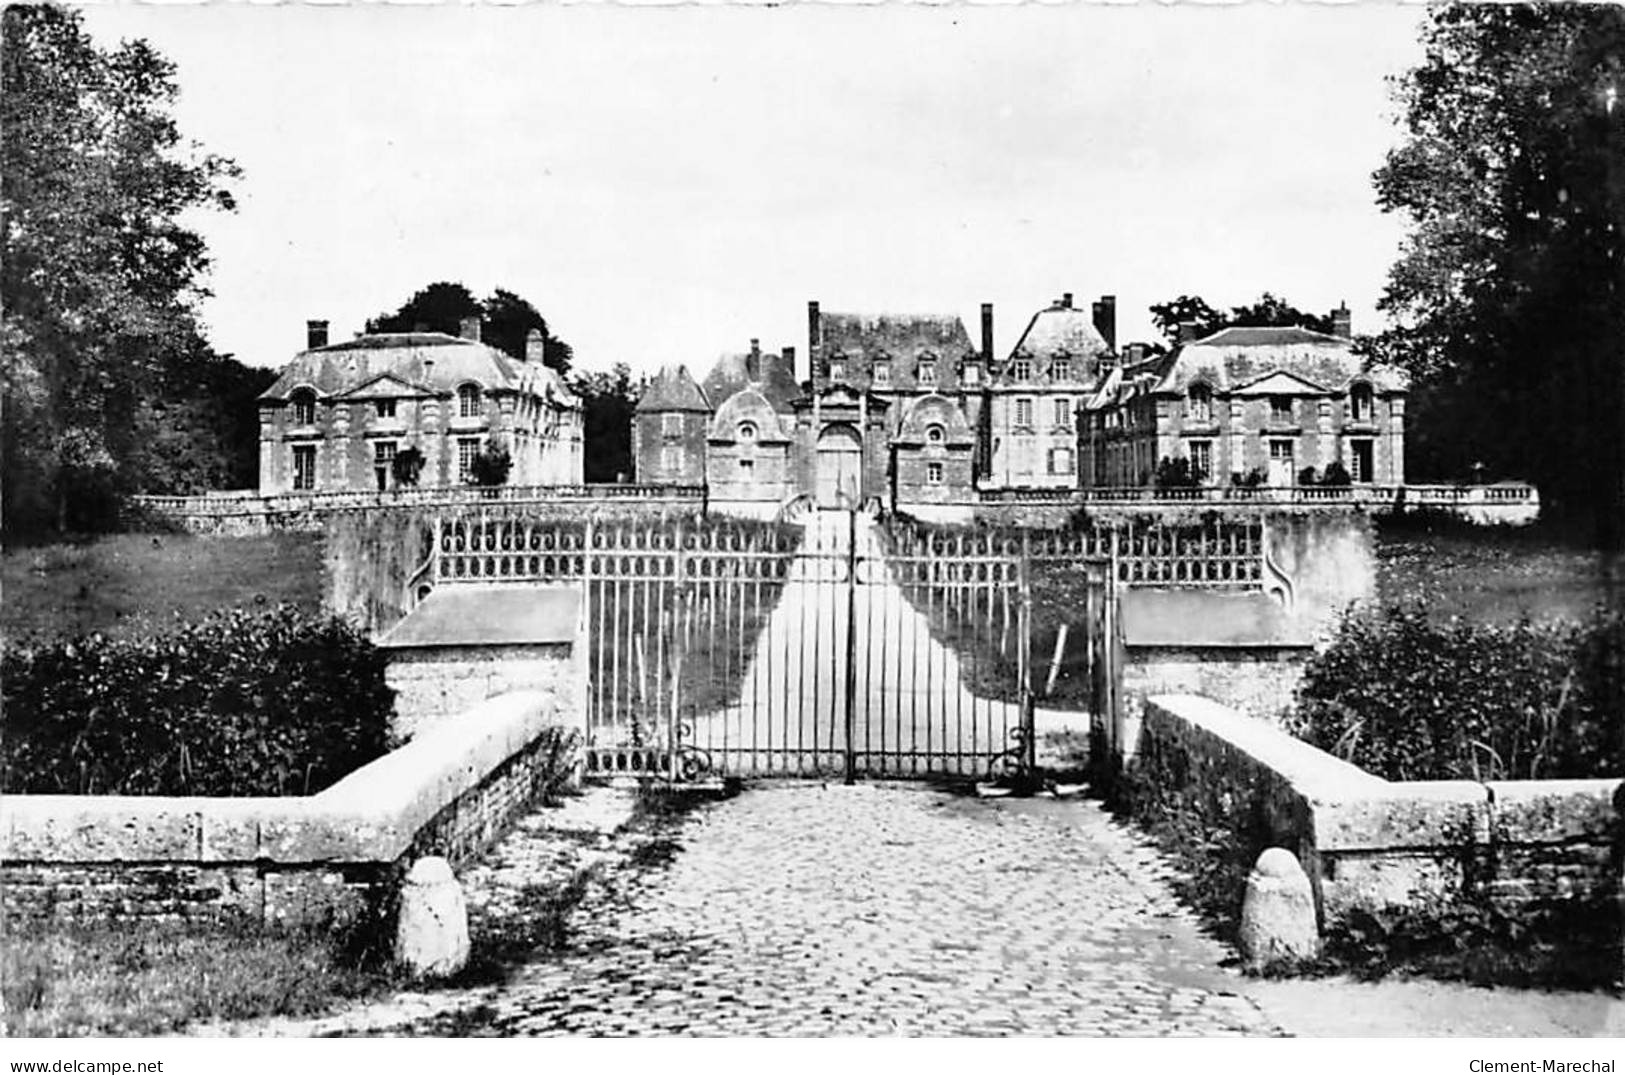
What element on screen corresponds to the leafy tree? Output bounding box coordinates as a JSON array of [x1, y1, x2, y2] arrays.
[[2, 5, 239, 534], [469, 440, 512, 487], [1372, 5, 1625, 543], [367, 282, 572, 372], [1148, 295, 1224, 346], [1322, 459, 1353, 487], [1297, 465, 1320, 487], [570, 363, 642, 483], [390, 446, 425, 488]]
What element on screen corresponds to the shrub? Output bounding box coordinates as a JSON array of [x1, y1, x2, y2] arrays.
[[391, 446, 425, 487], [469, 442, 512, 487], [1285, 604, 1622, 782], [1321, 459, 1353, 486], [1154, 455, 1199, 490], [2, 606, 394, 796], [1296, 465, 1319, 486]]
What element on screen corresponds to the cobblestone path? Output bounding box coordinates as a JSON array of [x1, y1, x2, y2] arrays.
[[242, 783, 1284, 1037]]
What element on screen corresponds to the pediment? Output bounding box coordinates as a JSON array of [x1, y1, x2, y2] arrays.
[[334, 372, 433, 400], [1229, 370, 1329, 396]]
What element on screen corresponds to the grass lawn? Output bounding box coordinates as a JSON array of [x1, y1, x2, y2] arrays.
[[1374, 520, 1620, 623], [2, 532, 324, 641]]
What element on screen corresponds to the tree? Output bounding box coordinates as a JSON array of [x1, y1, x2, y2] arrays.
[[2, 5, 239, 533], [391, 446, 425, 488], [1227, 293, 1333, 334], [468, 440, 512, 487], [1148, 295, 1224, 346], [1148, 292, 1331, 347], [1372, 5, 1625, 543], [366, 282, 573, 372], [569, 363, 642, 483]]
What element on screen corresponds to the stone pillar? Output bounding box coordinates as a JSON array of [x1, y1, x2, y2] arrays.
[[1239, 847, 1319, 970]]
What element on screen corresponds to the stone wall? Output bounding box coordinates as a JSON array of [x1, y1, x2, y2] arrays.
[[386, 642, 577, 743], [1121, 694, 1622, 946], [1, 691, 578, 932]]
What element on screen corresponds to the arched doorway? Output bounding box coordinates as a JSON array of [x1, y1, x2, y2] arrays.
[[816, 424, 862, 507]]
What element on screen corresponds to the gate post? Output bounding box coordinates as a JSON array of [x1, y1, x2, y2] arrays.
[[1018, 531, 1035, 777], [843, 508, 859, 785]]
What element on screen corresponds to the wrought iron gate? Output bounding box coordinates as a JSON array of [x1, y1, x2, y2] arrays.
[[422, 509, 1122, 785]]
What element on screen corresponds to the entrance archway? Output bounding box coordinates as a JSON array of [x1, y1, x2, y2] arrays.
[[816, 424, 863, 507]]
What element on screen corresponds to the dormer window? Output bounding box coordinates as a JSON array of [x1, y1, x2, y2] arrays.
[[1188, 384, 1212, 423], [291, 389, 317, 427], [1051, 359, 1072, 381], [830, 360, 847, 382], [918, 360, 937, 386], [1012, 359, 1033, 383], [738, 421, 758, 443], [1351, 383, 1373, 422], [458, 383, 484, 419], [962, 363, 981, 386], [873, 362, 890, 387], [925, 423, 945, 445]]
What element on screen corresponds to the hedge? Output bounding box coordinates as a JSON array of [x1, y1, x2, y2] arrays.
[[1285, 603, 1623, 782], [2, 606, 394, 796]]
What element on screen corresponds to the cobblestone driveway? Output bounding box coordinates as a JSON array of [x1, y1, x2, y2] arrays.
[[256, 782, 1284, 1037]]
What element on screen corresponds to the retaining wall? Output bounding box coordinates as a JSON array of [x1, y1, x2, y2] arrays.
[[1, 691, 579, 931], [1122, 694, 1622, 941]]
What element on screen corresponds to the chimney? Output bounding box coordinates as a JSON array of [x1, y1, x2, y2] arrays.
[[781, 346, 796, 381], [747, 338, 761, 381], [1094, 294, 1117, 351], [808, 301, 822, 354], [1126, 342, 1147, 364], [306, 320, 329, 349], [1331, 302, 1352, 339], [525, 328, 546, 364], [980, 302, 994, 364], [1057, 293, 1074, 310], [1179, 320, 1200, 344], [459, 316, 482, 342]]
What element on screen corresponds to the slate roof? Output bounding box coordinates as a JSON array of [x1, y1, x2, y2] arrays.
[[377, 584, 581, 648], [1007, 305, 1111, 362], [260, 332, 579, 406], [819, 313, 974, 360], [1147, 327, 1408, 396], [700, 351, 802, 414], [636, 365, 710, 414]]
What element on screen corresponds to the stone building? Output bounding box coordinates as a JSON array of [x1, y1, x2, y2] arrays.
[[986, 294, 1115, 490], [258, 319, 584, 494], [1078, 308, 1409, 487]]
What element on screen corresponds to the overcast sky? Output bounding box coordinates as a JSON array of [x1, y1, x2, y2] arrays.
[[80, 2, 1430, 377]]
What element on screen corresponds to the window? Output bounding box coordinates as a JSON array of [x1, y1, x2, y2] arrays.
[[373, 441, 396, 491], [830, 360, 847, 381], [737, 421, 757, 442], [1351, 439, 1374, 483], [962, 364, 980, 386], [458, 384, 484, 419], [291, 390, 317, 427], [374, 399, 396, 420], [1351, 384, 1373, 423], [1189, 439, 1212, 482], [662, 413, 684, 438], [1051, 359, 1072, 382], [873, 362, 890, 387], [292, 445, 317, 490], [925, 423, 945, 445], [926, 461, 944, 485], [1053, 398, 1072, 429], [917, 360, 937, 386], [739, 458, 755, 476], [1012, 359, 1033, 382], [1188, 384, 1212, 423], [1270, 396, 1294, 424], [1049, 447, 1075, 475], [660, 446, 683, 473], [1014, 397, 1034, 428], [458, 437, 481, 482]]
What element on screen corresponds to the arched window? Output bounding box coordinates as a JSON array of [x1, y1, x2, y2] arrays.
[[291, 389, 317, 427], [1187, 383, 1212, 423], [925, 423, 946, 445], [458, 383, 484, 419], [1350, 383, 1373, 422], [738, 421, 758, 443]]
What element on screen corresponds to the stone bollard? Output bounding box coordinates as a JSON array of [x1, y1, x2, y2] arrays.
[[1238, 847, 1319, 971], [394, 856, 470, 979]]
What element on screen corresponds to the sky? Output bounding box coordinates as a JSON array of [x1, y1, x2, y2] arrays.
[[79, 2, 1432, 378]]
